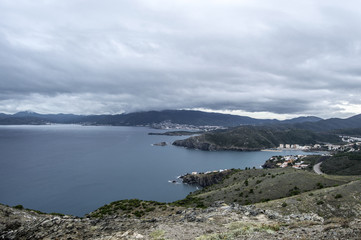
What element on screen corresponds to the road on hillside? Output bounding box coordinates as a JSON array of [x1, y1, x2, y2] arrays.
[[313, 162, 323, 175]]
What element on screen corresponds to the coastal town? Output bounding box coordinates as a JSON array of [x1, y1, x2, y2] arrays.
[[262, 135, 361, 170], [277, 135, 361, 152], [262, 155, 314, 170], [150, 120, 225, 131]]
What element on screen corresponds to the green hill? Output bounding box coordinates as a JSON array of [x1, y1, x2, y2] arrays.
[[177, 168, 356, 208], [173, 126, 341, 151], [332, 127, 361, 136], [321, 152, 361, 175]]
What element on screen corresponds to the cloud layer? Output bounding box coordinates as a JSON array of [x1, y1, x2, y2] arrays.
[[1, 0, 361, 118]]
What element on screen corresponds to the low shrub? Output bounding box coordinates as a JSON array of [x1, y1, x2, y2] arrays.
[[13, 205, 24, 210], [335, 194, 343, 199]]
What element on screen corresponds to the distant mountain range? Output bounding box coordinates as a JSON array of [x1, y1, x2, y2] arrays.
[[291, 114, 361, 132], [0, 110, 360, 132], [0, 110, 321, 126]]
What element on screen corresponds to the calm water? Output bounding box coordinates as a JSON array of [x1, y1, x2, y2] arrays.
[[0, 125, 318, 216]]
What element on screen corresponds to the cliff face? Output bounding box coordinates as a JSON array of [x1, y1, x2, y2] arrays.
[[180, 170, 235, 187]]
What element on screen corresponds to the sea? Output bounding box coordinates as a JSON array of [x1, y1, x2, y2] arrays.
[[0, 125, 319, 216]]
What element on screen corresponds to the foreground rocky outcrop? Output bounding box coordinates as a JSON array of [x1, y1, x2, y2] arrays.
[[2, 168, 361, 239], [1, 202, 361, 240]]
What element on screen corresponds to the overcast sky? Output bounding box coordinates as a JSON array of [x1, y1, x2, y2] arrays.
[[0, 0, 361, 119]]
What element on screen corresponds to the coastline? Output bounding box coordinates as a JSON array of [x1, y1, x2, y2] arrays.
[[261, 149, 282, 152]]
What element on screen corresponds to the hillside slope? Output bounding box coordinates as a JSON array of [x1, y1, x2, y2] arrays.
[[182, 168, 358, 209], [173, 126, 341, 151], [321, 152, 361, 175], [257, 179, 361, 219]]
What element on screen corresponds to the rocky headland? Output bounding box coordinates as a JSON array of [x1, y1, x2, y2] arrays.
[[180, 169, 236, 187]]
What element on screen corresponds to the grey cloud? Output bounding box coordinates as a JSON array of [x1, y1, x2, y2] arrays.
[[0, 0, 361, 118]]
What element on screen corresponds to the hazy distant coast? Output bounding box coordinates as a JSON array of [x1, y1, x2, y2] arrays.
[[148, 130, 202, 136], [3, 109, 361, 133]]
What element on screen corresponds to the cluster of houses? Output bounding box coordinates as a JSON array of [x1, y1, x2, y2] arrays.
[[278, 144, 312, 150], [341, 136, 361, 143], [323, 142, 361, 152], [278, 138, 361, 152], [189, 169, 227, 175], [150, 120, 225, 131], [266, 155, 310, 169], [277, 143, 336, 151]]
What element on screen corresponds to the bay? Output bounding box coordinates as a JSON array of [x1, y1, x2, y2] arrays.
[[0, 125, 318, 216]]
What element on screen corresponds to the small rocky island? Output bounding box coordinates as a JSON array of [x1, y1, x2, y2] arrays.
[[152, 142, 167, 146]]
